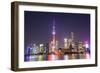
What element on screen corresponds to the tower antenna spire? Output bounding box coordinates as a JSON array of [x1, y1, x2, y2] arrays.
[[52, 18, 55, 35]]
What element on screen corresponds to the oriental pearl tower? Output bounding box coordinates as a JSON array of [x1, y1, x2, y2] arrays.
[[52, 20, 56, 52], [49, 19, 57, 53]]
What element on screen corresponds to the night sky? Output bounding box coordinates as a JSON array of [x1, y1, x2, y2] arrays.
[[24, 11, 90, 48]]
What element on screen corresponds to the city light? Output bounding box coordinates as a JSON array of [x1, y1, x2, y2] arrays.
[[64, 38, 67, 42], [40, 44, 44, 47], [52, 32, 55, 35], [24, 20, 90, 62], [85, 41, 89, 48], [64, 38, 68, 48]]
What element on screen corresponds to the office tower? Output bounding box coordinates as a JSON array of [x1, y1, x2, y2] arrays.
[[67, 38, 72, 49], [71, 32, 74, 41], [64, 38, 68, 49], [35, 45, 39, 54], [29, 44, 36, 55], [56, 40, 58, 49], [78, 42, 86, 59], [45, 43, 49, 53], [71, 32, 75, 48], [39, 44, 44, 53], [30, 47, 33, 55], [84, 41, 90, 59], [67, 32, 74, 49], [70, 32, 76, 59]]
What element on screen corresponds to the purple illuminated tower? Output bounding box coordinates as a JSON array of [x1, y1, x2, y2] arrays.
[[49, 19, 56, 52], [52, 20, 56, 50]]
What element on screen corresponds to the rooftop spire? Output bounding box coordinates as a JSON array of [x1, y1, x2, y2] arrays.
[[52, 19, 55, 35]]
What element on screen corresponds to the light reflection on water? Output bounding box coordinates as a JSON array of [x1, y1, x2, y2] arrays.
[[25, 53, 90, 62]]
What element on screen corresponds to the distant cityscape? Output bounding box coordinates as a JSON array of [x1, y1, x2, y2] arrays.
[[24, 20, 90, 62]]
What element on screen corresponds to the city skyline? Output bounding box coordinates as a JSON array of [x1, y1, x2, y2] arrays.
[[24, 11, 90, 61], [24, 11, 90, 50]]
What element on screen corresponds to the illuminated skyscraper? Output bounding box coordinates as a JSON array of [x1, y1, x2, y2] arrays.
[[70, 32, 75, 48], [71, 32, 74, 41], [49, 19, 57, 52], [56, 40, 58, 49], [64, 38, 68, 49], [39, 44, 44, 53], [51, 20, 56, 52]]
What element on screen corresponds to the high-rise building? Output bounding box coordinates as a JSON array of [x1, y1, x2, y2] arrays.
[[56, 40, 59, 49], [39, 44, 44, 53], [52, 20, 56, 51], [49, 19, 57, 52], [64, 38, 68, 49], [70, 32, 75, 48], [78, 42, 86, 59], [71, 32, 74, 41], [45, 43, 49, 54]]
